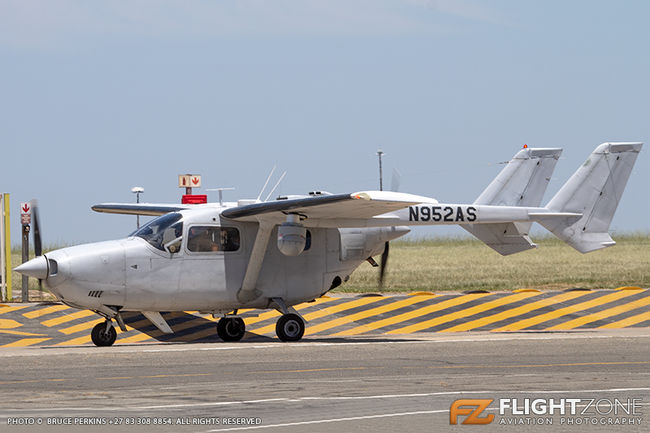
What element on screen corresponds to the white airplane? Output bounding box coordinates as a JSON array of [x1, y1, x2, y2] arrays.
[[16, 142, 642, 346]]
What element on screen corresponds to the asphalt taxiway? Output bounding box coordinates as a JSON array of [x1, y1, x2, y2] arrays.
[[1, 329, 649, 433]]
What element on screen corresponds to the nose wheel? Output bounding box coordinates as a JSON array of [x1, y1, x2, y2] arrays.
[[276, 313, 305, 342], [91, 321, 117, 347], [217, 317, 246, 342]]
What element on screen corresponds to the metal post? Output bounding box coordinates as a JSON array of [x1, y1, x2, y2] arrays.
[[0, 194, 5, 301], [21, 224, 29, 302], [377, 150, 384, 191], [3, 194, 10, 301], [131, 187, 144, 229], [136, 192, 140, 229]]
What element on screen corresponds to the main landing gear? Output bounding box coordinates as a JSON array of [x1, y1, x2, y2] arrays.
[[275, 313, 305, 342], [91, 320, 117, 347], [217, 317, 246, 342], [216, 313, 305, 342]]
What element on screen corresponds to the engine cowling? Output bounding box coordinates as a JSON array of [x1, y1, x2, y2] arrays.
[[277, 215, 306, 256]]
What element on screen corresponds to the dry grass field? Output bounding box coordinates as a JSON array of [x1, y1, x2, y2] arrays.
[[340, 234, 650, 293]]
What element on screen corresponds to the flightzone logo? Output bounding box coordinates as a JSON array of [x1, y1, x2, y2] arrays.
[[450, 397, 643, 426]]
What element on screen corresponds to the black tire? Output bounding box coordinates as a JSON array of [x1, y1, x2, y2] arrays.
[[91, 322, 117, 347], [217, 317, 246, 342], [275, 313, 305, 342]]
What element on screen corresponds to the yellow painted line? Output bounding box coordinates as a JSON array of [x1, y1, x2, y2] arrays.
[[548, 295, 650, 330], [616, 286, 643, 291], [248, 296, 387, 335], [0, 318, 22, 329], [59, 318, 104, 335], [493, 290, 640, 332], [41, 309, 96, 327], [599, 311, 650, 329], [256, 367, 368, 374], [2, 337, 51, 347], [334, 293, 492, 337], [305, 296, 436, 336], [23, 305, 70, 319], [0, 305, 29, 315], [0, 329, 47, 336], [387, 292, 540, 334], [442, 291, 590, 333]]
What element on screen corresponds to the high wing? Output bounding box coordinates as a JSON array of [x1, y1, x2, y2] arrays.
[[221, 191, 437, 226], [92, 203, 191, 216]]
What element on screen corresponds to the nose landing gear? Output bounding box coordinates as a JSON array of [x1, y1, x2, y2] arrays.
[[91, 320, 117, 347]]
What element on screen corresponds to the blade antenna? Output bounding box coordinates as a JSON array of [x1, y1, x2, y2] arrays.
[[256, 166, 276, 201], [264, 171, 287, 202]]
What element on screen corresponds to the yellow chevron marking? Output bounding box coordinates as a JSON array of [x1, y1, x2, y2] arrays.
[[249, 296, 386, 336], [442, 291, 589, 333], [388, 292, 539, 334], [41, 310, 96, 327], [0, 306, 29, 315], [548, 294, 650, 330], [0, 329, 47, 336], [305, 295, 436, 336], [334, 293, 492, 336], [599, 311, 650, 329], [2, 337, 51, 347], [23, 305, 70, 319], [493, 290, 640, 332], [0, 318, 21, 329], [59, 318, 104, 335]]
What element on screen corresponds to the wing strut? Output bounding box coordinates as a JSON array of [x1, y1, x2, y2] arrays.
[[237, 221, 274, 303]]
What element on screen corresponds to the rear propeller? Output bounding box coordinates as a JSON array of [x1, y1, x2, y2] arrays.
[[378, 241, 389, 288]]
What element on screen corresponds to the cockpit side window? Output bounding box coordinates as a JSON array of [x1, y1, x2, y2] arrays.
[[132, 212, 183, 251], [187, 226, 240, 252]]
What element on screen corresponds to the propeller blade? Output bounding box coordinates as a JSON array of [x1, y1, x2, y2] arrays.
[[31, 199, 42, 257], [379, 241, 389, 288]]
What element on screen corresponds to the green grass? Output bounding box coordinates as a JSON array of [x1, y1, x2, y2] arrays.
[[337, 234, 650, 293]]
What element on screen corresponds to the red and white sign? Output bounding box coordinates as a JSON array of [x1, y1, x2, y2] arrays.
[[20, 202, 31, 225], [178, 174, 201, 188]]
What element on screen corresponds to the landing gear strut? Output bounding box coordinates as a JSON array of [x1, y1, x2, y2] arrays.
[[276, 313, 305, 342], [91, 320, 117, 347], [217, 317, 246, 342]]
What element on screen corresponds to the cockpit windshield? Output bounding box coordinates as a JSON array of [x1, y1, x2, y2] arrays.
[[131, 212, 183, 251]]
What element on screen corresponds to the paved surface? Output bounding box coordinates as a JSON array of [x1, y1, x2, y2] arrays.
[[1, 289, 649, 347], [1, 329, 649, 432]]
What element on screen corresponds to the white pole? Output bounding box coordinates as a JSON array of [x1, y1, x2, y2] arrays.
[[0, 194, 6, 301]]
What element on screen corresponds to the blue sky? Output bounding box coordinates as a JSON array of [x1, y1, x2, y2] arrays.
[[1, 0, 648, 245]]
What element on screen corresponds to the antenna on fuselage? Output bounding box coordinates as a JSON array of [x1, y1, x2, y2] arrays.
[[256, 166, 276, 202], [264, 171, 287, 201], [207, 188, 235, 206]]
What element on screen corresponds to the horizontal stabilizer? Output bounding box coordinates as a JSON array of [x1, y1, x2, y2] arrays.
[[467, 222, 537, 255]]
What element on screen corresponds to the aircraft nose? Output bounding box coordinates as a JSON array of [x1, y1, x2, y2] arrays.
[[14, 256, 49, 280]]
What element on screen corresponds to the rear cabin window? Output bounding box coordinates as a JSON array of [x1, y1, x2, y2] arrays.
[[187, 226, 240, 252]]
